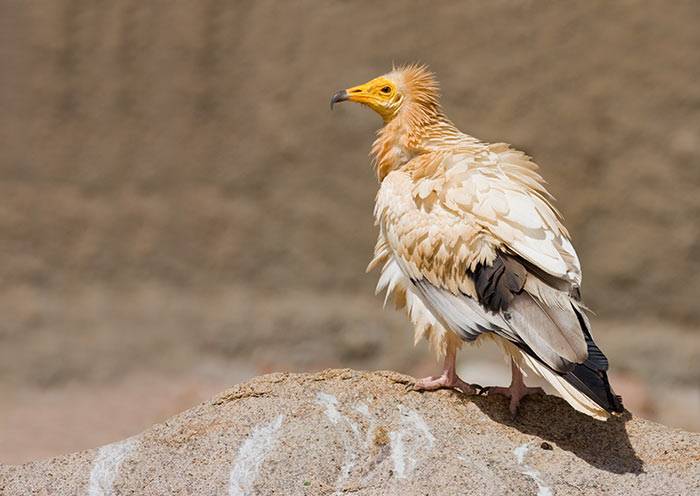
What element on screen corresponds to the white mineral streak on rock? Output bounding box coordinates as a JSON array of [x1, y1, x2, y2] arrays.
[[316, 393, 365, 496], [317, 392, 343, 424], [389, 407, 435, 479], [354, 401, 390, 486], [354, 402, 370, 418], [87, 437, 139, 496], [228, 415, 285, 496], [513, 443, 553, 496], [355, 402, 378, 447], [389, 430, 407, 478], [403, 408, 435, 447]]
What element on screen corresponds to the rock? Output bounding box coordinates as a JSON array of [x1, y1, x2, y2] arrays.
[[1, 369, 698, 495]]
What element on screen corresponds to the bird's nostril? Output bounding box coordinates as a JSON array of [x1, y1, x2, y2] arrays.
[[351, 89, 361, 93]]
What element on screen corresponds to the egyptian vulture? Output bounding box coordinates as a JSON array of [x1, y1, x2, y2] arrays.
[[331, 64, 623, 420]]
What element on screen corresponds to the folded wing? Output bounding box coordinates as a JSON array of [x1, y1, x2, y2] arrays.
[[378, 146, 622, 416]]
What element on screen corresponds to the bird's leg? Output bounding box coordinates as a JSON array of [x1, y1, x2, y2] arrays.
[[413, 342, 479, 395], [484, 360, 543, 417]]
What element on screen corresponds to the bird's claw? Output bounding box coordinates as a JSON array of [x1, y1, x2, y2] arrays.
[[411, 375, 482, 395], [455, 382, 483, 395], [471, 384, 486, 395]]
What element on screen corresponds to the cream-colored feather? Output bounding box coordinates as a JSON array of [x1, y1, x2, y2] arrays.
[[337, 64, 621, 418]]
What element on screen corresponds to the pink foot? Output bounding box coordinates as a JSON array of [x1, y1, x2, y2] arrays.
[[413, 373, 480, 395], [485, 384, 543, 417]]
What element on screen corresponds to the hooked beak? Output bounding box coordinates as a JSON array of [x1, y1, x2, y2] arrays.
[[330, 89, 348, 110], [330, 82, 371, 109], [330, 79, 397, 121]]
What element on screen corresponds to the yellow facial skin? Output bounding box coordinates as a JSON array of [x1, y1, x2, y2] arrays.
[[331, 76, 403, 122]]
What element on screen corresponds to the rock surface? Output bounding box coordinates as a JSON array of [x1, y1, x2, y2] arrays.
[[1, 369, 699, 495]]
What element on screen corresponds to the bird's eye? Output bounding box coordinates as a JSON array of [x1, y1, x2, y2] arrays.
[[380, 86, 392, 94]]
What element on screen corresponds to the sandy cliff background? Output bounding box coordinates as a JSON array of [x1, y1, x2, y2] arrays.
[[1, 0, 698, 463]]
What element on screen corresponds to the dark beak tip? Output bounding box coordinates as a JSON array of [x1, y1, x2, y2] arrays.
[[330, 90, 348, 110]]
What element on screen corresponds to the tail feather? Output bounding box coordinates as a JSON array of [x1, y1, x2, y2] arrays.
[[519, 351, 612, 419], [562, 306, 624, 413], [562, 364, 623, 415], [515, 304, 623, 419]]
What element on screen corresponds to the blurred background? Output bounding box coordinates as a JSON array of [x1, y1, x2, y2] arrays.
[[1, 0, 699, 464]]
